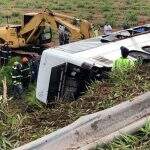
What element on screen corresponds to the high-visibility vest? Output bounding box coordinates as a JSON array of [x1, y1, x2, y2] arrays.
[[21, 64, 31, 78], [11, 66, 22, 83], [112, 57, 135, 72]]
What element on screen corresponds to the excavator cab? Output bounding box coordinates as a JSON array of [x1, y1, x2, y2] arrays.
[[23, 13, 52, 45], [23, 13, 37, 25], [39, 26, 52, 44]]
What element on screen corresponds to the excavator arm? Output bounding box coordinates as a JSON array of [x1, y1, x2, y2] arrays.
[[19, 11, 92, 44]]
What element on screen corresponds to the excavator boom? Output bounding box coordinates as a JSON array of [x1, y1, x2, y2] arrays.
[[20, 10, 92, 44], [0, 10, 92, 49]]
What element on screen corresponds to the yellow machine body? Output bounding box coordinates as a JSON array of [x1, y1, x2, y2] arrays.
[[0, 10, 92, 49]]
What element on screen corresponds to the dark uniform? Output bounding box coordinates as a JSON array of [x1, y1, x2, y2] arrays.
[[30, 58, 39, 82], [0, 44, 11, 65], [58, 25, 65, 45], [21, 62, 31, 89], [11, 62, 23, 98], [64, 30, 69, 44]]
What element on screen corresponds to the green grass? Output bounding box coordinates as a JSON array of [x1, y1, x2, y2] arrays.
[[0, 0, 11, 5], [95, 121, 150, 149], [0, 0, 149, 28], [24, 84, 43, 109], [16, 1, 44, 9], [0, 63, 149, 149]]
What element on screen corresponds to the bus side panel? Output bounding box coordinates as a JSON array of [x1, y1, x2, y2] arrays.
[[47, 63, 66, 103], [36, 51, 65, 104]]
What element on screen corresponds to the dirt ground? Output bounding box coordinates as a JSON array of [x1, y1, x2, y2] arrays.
[[2, 64, 149, 147]]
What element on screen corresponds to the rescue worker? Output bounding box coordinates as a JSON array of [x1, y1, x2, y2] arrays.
[[0, 43, 11, 65], [112, 46, 135, 72], [11, 61, 23, 98], [58, 25, 65, 45], [64, 28, 70, 44], [104, 23, 112, 35], [30, 56, 39, 82], [21, 57, 31, 89]]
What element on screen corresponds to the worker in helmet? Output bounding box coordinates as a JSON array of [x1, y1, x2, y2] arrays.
[[112, 46, 135, 72], [58, 25, 65, 45], [11, 61, 23, 98], [104, 23, 112, 35], [30, 56, 40, 82], [21, 57, 31, 89], [64, 27, 70, 44], [58, 25, 70, 45], [0, 42, 11, 65]]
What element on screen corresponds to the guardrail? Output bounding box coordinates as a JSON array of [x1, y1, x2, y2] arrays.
[[14, 92, 150, 150]]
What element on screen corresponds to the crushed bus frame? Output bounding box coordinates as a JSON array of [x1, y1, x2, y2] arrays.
[[36, 24, 150, 104]]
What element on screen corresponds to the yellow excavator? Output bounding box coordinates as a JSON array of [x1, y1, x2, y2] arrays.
[[0, 9, 92, 51]]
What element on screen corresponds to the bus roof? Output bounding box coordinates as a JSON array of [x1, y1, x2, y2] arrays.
[[44, 26, 150, 67]]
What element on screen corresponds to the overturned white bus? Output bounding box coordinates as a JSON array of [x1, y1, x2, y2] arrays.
[[36, 24, 150, 104]]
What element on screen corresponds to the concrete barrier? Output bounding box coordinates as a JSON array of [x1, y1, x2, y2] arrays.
[[14, 92, 150, 150]]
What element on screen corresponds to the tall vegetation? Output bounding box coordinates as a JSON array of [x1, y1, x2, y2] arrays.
[[95, 121, 150, 149], [0, 0, 149, 27], [0, 63, 149, 149]]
